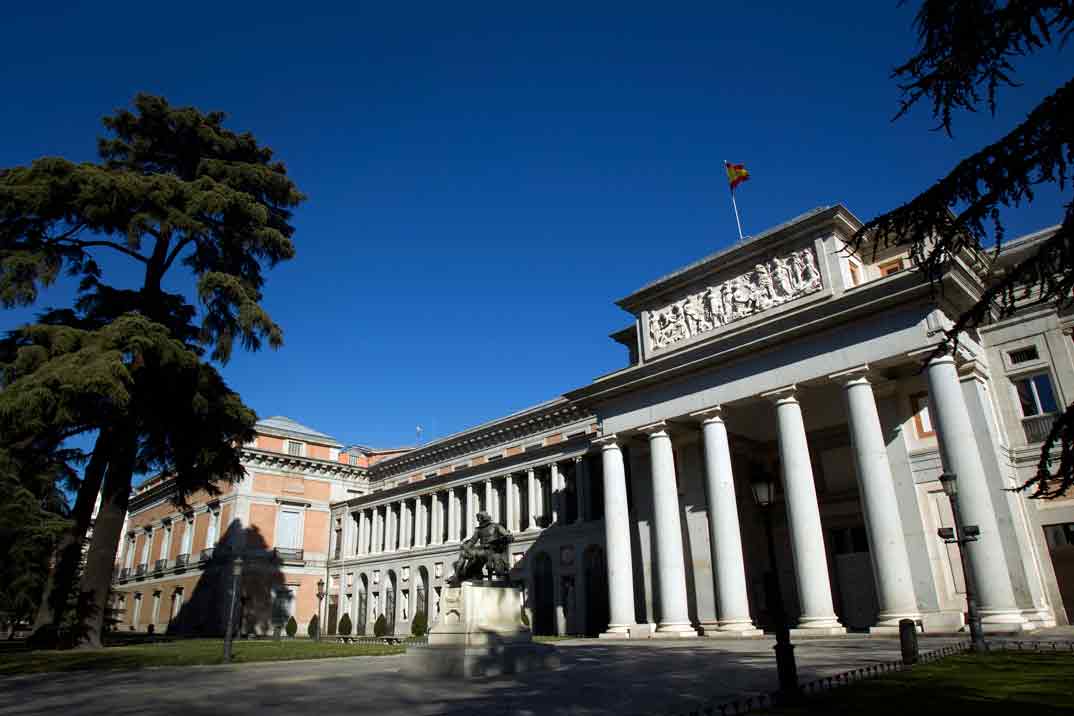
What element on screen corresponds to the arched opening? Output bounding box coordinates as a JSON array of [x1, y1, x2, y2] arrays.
[[416, 566, 429, 622], [385, 571, 397, 636], [532, 551, 556, 636], [357, 574, 369, 635], [583, 545, 609, 636]]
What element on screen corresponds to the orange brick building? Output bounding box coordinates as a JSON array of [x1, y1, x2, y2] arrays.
[[110, 416, 408, 635]]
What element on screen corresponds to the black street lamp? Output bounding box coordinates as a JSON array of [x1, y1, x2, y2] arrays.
[[750, 469, 801, 705], [222, 556, 243, 663], [937, 472, 986, 652], [315, 579, 326, 641]]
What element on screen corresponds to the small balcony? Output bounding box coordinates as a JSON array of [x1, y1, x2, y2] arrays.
[[1023, 413, 1057, 444], [174, 553, 189, 568], [199, 548, 215, 562], [153, 559, 166, 573], [134, 564, 146, 578], [118, 567, 131, 581], [274, 547, 305, 564]]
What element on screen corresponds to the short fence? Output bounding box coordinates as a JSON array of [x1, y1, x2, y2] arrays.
[[332, 635, 428, 647], [656, 639, 1074, 716]]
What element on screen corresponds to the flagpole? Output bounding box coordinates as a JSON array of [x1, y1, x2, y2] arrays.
[[725, 160, 744, 241]]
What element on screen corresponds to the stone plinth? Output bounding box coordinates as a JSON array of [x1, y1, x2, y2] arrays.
[[405, 581, 559, 677]]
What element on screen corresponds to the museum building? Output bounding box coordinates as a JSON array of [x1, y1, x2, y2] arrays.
[[113, 205, 1074, 638]]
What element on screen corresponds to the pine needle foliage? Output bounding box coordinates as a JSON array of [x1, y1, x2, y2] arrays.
[[850, 1, 1074, 498]]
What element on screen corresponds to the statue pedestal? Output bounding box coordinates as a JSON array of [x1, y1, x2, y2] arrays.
[[405, 581, 559, 678]]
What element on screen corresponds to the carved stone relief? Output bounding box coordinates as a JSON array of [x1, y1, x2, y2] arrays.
[[647, 246, 823, 351]]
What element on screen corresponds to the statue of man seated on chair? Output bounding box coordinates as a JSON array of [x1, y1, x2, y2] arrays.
[[447, 511, 513, 586]]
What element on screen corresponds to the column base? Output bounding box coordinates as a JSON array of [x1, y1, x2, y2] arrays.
[[868, 611, 923, 635], [980, 609, 1036, 633], [789, 616, 846, 637], [700, 620, 764, 638], [1022, 608, 1057, 629], [599, 624, 635, 640], [652, 623, 698, 639]]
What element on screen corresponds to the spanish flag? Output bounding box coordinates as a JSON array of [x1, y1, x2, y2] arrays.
[[725, 161, 750, 190]]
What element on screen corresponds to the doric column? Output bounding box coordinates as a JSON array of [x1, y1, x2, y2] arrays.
[[413, 497, 422, 548], [763, 386, 845, 634], [640, 422, 696, 637], [596, 435, 639, 638], [401, 500, 411, 550], [432, 494, 442, 545], [485, 479, 494, 522], [832, 366, 921, 632], [357, 510, 367, 555], [527, 468, 538, 530], [386, 504, 396, 552], [692, 407, 762, 636], [575, 457, 588, 523], [465, 483, 475, 537], [505, 474, 516, 532], [921, 350, 1025, 629], [447, 488, 458, 542], [550, 462, 562, 524]]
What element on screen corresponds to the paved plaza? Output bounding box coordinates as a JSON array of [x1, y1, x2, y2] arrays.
[[2, 635, 983, 716]]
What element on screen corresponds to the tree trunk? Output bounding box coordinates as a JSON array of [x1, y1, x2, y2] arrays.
[[32, 431, 112, 634], [75, 431, 135, 649]]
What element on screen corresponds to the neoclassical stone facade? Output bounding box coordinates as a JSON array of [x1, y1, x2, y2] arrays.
[[328, 205, 1073, 638], [115, 205, 1074, 639]]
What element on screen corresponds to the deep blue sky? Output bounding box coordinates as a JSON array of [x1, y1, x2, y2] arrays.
[[2, 2, 1069, 452]]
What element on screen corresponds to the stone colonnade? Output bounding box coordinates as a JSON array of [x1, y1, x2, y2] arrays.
[[597, 354, 1023, 638], [345, 457, 592, 560]]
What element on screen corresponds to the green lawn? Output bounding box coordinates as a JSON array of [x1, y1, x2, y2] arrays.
[[763, 652, 1074, 715], [0, 639, 405, 676]]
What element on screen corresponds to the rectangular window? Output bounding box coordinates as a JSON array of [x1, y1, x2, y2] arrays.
[[206, 510, 220, 547], [1008, 346, 1040, 365], [879, 259, 904, 276], [910, 392, 934, 438], [171, 588, 184, 619], [124, 536, 136, 569], [140, 531, 152, 565], [349, 453, 359, 466], [287, 440, 303, 456], [181, 518, 194, 554], [848, 262, 861, 287], [161, 524, 172, 561], [278, 509, 302, 549], [1044, 522, 1074, 549], [1015, 373, 1059, 417], [151, 592, 161, 624], [132, 593, 142, 627]]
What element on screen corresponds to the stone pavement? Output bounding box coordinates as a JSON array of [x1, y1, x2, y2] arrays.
[[0, 633, 1055, 716]]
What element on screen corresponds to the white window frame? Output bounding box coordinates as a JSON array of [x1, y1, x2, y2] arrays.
[[286, 440, 305, 457], [151, 591, 161, 624], [180, 516, 194, 555], [275, 507, 305, 550], [1012, 371, 1059, 418], [140, 529, 152, 566], [171, 588, 184, 619], [132, 593, 143, 627], [160, 523, 172, 562], [124, 535, 136, 569], [206, 508, 221, 547]]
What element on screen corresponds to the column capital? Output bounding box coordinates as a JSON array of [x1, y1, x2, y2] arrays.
[[689, 405, 724, 424], [906, 344, 952, 366], [594, 434, 621, 450], [828, 364, 872, 386], [761, 384, 798, 404], [636, 420, 670, 437]]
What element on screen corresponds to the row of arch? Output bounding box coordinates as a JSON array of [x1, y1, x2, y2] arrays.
[[340, 545, 609, 637]]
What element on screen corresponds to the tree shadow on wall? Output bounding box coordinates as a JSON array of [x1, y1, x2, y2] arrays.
[[167, 521, 285, 637]]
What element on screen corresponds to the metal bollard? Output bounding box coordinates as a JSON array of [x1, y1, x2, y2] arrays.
[[899, 619, 919, 665]]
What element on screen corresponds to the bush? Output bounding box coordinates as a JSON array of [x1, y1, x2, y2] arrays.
[[338, 613, 352, 636], [373, 614, 388, 637], [307, 614, 320, 639], [285, 616, 298, 638], [411, 611, 428, 636]]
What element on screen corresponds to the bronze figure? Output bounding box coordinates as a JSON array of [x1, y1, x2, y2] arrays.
[[447, 511, 513, 586]]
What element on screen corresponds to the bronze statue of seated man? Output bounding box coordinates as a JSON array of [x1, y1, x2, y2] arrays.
[[447, 511, 513, 586]]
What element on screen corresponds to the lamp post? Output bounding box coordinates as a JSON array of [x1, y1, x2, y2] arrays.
[[222, 556, 243, 663], [315, 579, 326, 641], [937, 472, 986, 652], [750, 469, 801, 705]]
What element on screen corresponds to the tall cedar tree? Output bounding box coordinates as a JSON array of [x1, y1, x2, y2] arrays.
[[851, 1, 1074, 497], [0, 94, 303, 646]]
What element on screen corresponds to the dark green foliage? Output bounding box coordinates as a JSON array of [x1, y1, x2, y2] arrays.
[[410, 611, 428, 636], [337, 613, 352, 636], [373, 614, 388, 637], [0, 94, 302, 646], [851, 2, 1074, 497], [285, 616, 298, 638], [306, 614, 319, 639]]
